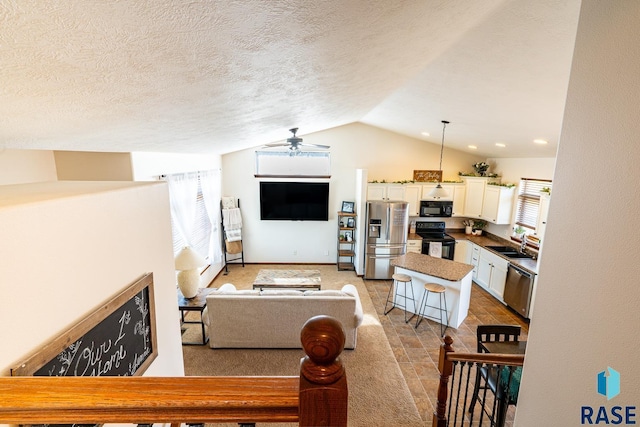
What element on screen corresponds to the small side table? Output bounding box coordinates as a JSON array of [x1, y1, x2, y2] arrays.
[[177, 287, 216, 345]]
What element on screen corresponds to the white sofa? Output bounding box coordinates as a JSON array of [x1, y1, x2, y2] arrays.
[[202, 283, 364, 349]]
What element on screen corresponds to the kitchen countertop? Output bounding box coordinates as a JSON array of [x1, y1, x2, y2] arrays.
[[391, 252, 474, 282], [446, 231, 538, 275]]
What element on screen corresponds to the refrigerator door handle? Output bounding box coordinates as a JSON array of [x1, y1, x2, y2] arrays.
[[385, 206, 391, 238]]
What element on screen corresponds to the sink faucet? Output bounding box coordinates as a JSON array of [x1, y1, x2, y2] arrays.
[[520, 234, 527, 253]]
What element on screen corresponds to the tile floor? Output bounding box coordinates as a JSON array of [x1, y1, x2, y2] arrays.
[[363, 277, 529, 423]]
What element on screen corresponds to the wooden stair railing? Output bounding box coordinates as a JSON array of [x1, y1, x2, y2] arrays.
[[0, 315, 348, 427], [433, 336, 525, 427]]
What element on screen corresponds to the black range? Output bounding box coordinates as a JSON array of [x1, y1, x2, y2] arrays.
[[415, 221, 456, 260]]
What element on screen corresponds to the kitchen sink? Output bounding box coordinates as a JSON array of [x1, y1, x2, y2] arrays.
[[485, 245, 516, 252], [485, 245, 534, 259]]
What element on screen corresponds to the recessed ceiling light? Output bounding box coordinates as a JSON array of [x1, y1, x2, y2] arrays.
[[468, 145, 477, 150], [534, 139, 548, 144], [421, 131, 430, 137], [495, 143, 506, 148]]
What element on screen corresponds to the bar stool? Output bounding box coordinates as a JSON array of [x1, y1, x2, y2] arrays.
[[415, 283, 448, 336], [384, 273, 417, 323]]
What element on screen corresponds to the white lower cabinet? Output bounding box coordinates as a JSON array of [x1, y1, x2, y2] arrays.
[[476, 248, 509, 302], [470, 243, 481, 280], [454, 240, 471, 264], [407, 239, 422, 254]]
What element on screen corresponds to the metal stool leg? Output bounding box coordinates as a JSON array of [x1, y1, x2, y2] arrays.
[[415, 289, 430, 329], [403, 280, 416, 323], [439, 292, 449, 337], [384, 279, 395, 315]]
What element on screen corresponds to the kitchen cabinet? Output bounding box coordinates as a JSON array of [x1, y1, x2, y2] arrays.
[[367, 183, 405, 201], [470, 243, 481, 280], [481, 185, 515, 224], [462, 177, 486, 217], [536, 193, 551, 243], [462, 177, 513, 224], [404, 185, 422, 216], [476, 248, 509, 301], [367, 183, 421, 215], [407, 239, 422, 254], [454, 240, 471, 264]]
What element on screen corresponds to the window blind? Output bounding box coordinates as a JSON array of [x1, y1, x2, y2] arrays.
[[515, 178, 552, 230]]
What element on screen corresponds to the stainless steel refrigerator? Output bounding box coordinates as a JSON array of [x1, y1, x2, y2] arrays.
[[364, 200, 409, 279]]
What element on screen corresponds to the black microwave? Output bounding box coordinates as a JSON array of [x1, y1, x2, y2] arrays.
[[419, 200, 453, 217]]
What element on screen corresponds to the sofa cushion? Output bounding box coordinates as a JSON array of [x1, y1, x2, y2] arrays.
[[260, 289, 305, 296], [303, 290, 346, 297]]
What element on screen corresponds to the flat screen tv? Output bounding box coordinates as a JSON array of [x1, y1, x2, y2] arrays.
[[260, 181, 329, 221]]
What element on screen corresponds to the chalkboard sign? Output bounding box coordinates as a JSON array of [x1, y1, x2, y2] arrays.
[[12, 273, 157, 377]]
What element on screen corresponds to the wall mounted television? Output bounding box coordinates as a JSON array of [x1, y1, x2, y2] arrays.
[[260, 181, 329, 221]]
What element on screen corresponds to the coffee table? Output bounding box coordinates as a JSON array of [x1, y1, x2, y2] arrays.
[[252, 269, 322, 291]]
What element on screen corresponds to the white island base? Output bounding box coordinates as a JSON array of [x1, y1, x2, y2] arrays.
[[390, 253, 474, 329], [393, 267, 472, 329]]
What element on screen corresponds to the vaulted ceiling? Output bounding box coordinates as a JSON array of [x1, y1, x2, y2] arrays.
[[0, 0, 581, 158]]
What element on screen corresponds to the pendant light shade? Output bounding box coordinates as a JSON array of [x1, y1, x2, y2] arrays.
[[427, 120, 450, 199]]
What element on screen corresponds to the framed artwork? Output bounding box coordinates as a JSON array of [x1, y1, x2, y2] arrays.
[[346, 217, 355, 228], [341, 201, 355, 213]]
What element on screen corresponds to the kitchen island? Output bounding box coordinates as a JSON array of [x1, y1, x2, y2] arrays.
[[390, 252, 474, 329]]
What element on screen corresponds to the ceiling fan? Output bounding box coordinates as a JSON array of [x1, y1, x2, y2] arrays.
[[263, 128, 330, 151]]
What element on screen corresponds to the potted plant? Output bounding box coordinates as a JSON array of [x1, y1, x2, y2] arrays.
[[472, 162, 490, 176], [472, 219, 487, 236]]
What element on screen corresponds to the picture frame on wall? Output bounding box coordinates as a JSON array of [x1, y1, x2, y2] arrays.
[[341, 201, 355, 213]]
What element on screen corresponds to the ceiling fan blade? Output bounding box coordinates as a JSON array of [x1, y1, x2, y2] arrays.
[[263, 142, 289, 147], [300, 142, 330, 150]]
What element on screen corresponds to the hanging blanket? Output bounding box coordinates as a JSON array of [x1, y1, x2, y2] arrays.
[[223, 207, 242, 242]]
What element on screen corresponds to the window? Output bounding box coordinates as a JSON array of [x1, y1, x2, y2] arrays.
[[170, 178, 211, 259], [164, 170, 221, 264], [515, 178, 552, 231]]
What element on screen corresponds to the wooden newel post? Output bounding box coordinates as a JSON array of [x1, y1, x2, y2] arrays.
[[433, 335, 455, 427], [299, 315, 348, 427]]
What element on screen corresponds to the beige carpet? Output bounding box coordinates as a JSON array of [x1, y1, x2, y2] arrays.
[[182, 264, 423, 426]]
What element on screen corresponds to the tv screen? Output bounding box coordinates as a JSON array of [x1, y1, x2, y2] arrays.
[[260, 182, 329, 221]]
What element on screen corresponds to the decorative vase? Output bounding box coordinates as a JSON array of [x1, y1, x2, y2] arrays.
[[465, 226, 472, 235]]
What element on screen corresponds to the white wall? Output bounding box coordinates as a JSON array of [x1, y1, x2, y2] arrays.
[[0, 149, 57, 184], [221, 122, 485, 263], [131, 151, 221, 181], [0, 181, 184, 379], [516, 2, 640, 424], [54, 151, 134, 180]]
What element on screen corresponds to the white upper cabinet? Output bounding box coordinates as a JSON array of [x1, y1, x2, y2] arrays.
[[367, 183, 408, 201], [481, 185, 515, 224], [462, 177, 487, 217], [462, 177, 514, 224], [404, 185, 422, 216], [536, 193, 551, 242]]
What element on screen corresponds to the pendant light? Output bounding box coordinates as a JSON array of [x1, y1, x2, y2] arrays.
[[428, 120, 450, 199]]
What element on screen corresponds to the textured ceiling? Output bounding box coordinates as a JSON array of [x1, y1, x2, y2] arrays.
[[0, 0, 581, 158]]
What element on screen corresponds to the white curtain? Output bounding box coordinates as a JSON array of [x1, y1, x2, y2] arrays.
[[200, 169, 222, 263], [166, 172, 199, 246]]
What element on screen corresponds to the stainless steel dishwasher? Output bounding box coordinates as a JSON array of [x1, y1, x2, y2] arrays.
[[503, 264, 535, 318]]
